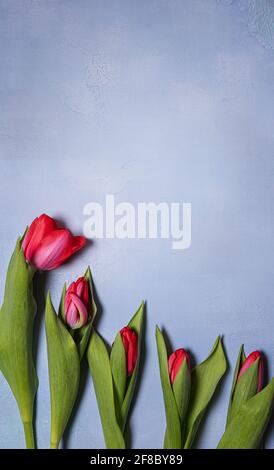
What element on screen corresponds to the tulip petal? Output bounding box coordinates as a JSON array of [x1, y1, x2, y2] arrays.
[[48, 234, 86, 269], [75, 277, 86, 298], [238, 351, 261, 381], [120, 327, 138, 376], [64, 282, 77, 313], [71, 236, 86, 254], [32, 230, 72, 270], [23, 214, 57, 262], [65, 301, 79, 328], [127, 336, 138, 376], [168, 352, 177, 384], [168, 349, 191, 385], [77, 267, 97, 360], [22, 217, 38, 254], [22, 215, 86, 271], [67, 293, 88, 329]]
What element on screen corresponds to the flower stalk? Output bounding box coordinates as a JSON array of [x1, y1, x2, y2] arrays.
[[87, 302, 145, 448]]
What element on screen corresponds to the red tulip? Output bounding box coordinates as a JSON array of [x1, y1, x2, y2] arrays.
[[120, 326, 138, 376], [22, 214, 86, 270], [238, 350, 264, 392], [168, 348, 191, 385], [64, 277, 90, 329]]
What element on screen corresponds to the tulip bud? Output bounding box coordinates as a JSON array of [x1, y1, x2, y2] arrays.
[[219, 350, 272, 449], [120, 327, 138, 376], [238, 350, 263, 392], [64, 277, 90, 329], [168, 349, 191, 385], [226, 348, 264, 428], [23, 214, 86, 270]]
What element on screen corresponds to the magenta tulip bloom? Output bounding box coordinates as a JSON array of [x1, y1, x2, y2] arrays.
[[22, 214, 86, 270], [64, 277, 90, 329], [120, 327, 138, 376], [238, 350, 264, 392], [168, 348, 191, 384]]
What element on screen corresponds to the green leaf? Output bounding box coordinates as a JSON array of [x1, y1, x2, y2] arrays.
[[226, 345, 246, 427], [110, 332, 127, 420], [184, 336, 227, 449], [58, 283, 66, 322], [173, 359, 191, 445], [120, 301, 145, 431], [0, 238, 38, 429], [217, 378, 274, 449], [87, 329, 125, 449], [156, 326, 181, 449], [173, 359, 191, 420], [228, 358, 259, 426], [45, 292, 80, 449]]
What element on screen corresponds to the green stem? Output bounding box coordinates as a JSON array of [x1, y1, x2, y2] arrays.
[[23, 421, 35, 449], [50, 442, 59, 449]]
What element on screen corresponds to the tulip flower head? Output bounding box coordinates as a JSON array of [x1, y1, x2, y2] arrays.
[[22, 214, 86, 270], [120, 326, 138, 376], [237, 350, 264, 392], [168, 348, 191, 385], [64, 277, 90, 329]]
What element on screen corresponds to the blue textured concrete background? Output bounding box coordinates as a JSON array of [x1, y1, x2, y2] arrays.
[[1, 0, 274, 448]]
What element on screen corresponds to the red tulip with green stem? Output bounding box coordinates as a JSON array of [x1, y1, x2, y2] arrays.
[[0, 214, 85, 448]]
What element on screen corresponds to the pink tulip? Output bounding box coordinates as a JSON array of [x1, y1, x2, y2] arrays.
[[64, 277, 90, 329], [168, 348, 191, 385], [22, 214, 86, 270], [120, 327, 138, 376], [238, 350, 264, 392]]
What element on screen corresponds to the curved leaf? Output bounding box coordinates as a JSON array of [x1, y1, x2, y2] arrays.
[[226, 344, 245, 427], [218, 378, 274, 449], [58, 283, 67, 322], [173, 359, 191, 421], [184, 336, 227, 448], [228, 359, 259, 425], [87, 329, 125, 449], [173, 359, 191, 445], [156, 326, 181, 449], [45, 292, 80, 449], [0, 238, 38, 428], [110, 332, 127, 419]]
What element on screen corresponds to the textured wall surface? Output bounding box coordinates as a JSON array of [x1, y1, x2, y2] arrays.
[[1, 0, 274, 448]]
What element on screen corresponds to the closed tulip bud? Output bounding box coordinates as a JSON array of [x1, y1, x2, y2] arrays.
[[219, 349, 273, 449], [64, 277, 90, 329], [238, 350, 263, 392], [22, 214, 86, 270], [226, 347, 264, 429], [168, 349, 191, 385], [120, 326, 138, 376]]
